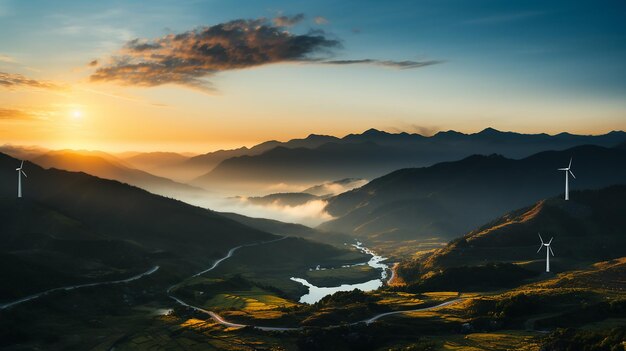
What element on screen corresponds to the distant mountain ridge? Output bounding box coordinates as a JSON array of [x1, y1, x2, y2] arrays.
[[29, 150, 204, 198], [190, 128, 626, 190], [318, 143, 626, 243]]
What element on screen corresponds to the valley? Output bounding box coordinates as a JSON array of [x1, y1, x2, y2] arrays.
[[1, 133, 625, 351]]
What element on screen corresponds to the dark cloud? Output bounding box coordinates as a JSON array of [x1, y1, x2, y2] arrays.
[[88, 59, 99, 67], [90, 16, 440, 92], [323, 59, 443, 69], [90, 17, 339, 92], [0, 108, 35, 120], [273, 14, 305, 27], [0, 71, 63, 90]]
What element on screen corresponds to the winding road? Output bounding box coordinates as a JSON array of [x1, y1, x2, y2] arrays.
[[1, 235, 463, 331], [166, 236, 300, 331], [0, 265, 160, 311], [167, 237, 464, 331]]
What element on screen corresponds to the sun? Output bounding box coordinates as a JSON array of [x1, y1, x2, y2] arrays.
[[71, 110, 82, 119]]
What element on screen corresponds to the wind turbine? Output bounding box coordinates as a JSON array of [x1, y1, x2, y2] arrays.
[[558, 158, 576, 200], [537, 233, 554, 273], [16, 160, 27, 198]]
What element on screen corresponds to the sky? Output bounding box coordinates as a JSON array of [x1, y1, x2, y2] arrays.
[[1, 0, 625, 152]]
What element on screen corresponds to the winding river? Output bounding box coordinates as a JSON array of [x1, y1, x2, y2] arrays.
[[167, 236, 463, 331], [290, 241, 390, 304]]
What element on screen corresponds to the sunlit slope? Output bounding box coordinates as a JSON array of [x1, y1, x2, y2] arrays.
[[422, 185, 626, 271], [393, 185, 626, 293]]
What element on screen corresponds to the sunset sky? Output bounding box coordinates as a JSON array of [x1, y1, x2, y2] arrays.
[[1, 0, 625, 152]]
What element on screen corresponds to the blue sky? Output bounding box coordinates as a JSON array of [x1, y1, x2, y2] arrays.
[[1, 0, 625, 151]]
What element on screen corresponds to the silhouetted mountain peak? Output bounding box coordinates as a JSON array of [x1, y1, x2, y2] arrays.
[[476, 127, 503, 135], [433, 130, 465, 138], [362, 128, 388, 136], [304, 133, 334, 140]]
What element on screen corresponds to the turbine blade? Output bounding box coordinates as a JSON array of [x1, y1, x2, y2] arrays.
[[21, 170, 27, 177], [20, 160, 24, 168], [568, 157, 572, 169], [537, 245, 543, 254], [569, 170, 576, 179], [538, 233, 544, 244], [557, 168, 568, 171], [548, 237, 553, 245], [549, 247, 554, 256]]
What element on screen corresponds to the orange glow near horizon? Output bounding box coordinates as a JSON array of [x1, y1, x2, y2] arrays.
[[2, 72, 625, 154]]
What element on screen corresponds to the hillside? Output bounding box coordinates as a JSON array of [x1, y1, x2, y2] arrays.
[[0, 152, 275, 279], [185, 134, 339, 173], [0, 198, 152, 301], [395, 185, 626, 289], [191, 128, 626, 190], [219, 211, 352, 245], [423, 185, 626, 270], [319, 144, 626, 244]]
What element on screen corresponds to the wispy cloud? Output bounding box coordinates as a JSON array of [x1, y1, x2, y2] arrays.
[[322, 59, 442, 69], [0, 54, 16, 63], [272, 13, 305, 27], [0, 71, 64, 90], [0, 107, 54, 121], [464, 11, 546, 25], [90, 16, 439, 92], [0, 108, 34, 120]]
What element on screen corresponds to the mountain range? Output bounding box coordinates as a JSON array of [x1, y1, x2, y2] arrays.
[[319, 143, 626, 244], [190, 128, 626, 191], [4, 129, 625, 197], [0, 152, 274, 300], [3, 149, 204, 199]]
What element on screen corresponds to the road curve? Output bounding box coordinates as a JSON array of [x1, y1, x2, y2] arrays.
[[358, 298, 463, 325], [177, 294, 463, 331], [0, 265, 160, 311], [166, 236, 299, 331], [167, 236, 464, 331]]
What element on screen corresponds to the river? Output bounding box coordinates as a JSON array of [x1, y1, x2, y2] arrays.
[[290, 241, 389, 304]]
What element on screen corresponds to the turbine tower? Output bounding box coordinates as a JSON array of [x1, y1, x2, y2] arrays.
[[537, 233, 554, 273], [16, 160, 27, 198], [558, 158, 576, 200]]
